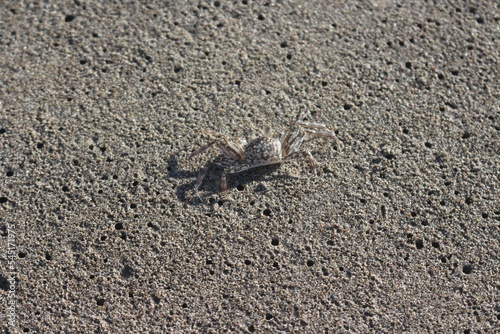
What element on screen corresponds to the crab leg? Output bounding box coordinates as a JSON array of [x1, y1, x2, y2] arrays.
[[281, 128, 303, 156], [202, 130, 245, 161], [193, 165, 209, 192], [189, 141, 217, 159], [308, 130, 340, 149], [295, 121, 329, 130], [296, 122, 336, 137], [303, 129, 336, 138], [296, 121, 338, 136], [221, 171, 228, 193], [283, 150, 316, 173]]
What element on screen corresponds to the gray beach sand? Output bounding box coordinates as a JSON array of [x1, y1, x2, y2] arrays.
[[1, 1, 498, 332]]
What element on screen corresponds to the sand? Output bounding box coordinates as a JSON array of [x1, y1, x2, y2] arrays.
[[0, 1, 498, 332]]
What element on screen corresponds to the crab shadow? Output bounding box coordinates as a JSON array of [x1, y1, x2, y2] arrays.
[[167, 155, 300, 203]]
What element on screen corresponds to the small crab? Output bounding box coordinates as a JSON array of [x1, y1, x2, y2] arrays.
[[189, 121, 341, 194]]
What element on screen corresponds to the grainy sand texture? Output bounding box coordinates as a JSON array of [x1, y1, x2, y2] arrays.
[[0, 0, 499, 333]]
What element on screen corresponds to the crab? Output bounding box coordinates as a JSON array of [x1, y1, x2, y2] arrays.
[[189, 121, 341, 194]]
